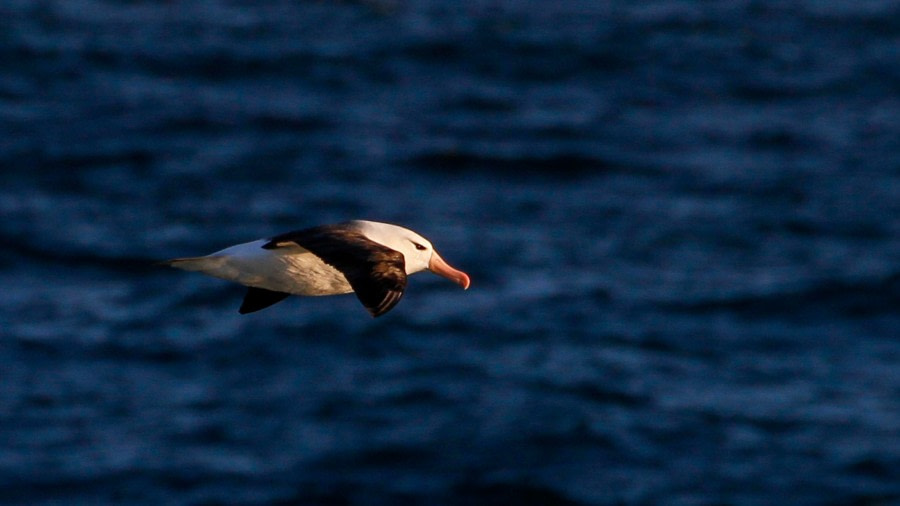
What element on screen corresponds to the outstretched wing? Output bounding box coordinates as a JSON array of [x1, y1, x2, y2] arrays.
[[263, 224, 407, 317]]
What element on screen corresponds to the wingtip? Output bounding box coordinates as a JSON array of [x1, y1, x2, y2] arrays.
[[363, 290, 403, 318]]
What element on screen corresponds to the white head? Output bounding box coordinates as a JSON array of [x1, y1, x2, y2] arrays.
[[352, 220, 470, 288]]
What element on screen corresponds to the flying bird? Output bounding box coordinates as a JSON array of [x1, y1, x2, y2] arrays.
[[161, 220, 471, 317]]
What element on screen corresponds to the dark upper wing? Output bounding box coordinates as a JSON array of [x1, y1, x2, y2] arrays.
[[263, 224, 407, 317]]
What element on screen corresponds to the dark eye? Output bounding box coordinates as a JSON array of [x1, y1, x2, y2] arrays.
[[413, 242, 426, 251]]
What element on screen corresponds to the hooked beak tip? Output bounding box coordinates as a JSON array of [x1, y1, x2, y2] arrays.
[[429, 252, 471, 290]]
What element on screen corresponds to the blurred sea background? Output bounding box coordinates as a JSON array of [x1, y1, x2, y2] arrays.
[[1, 1, 899, 504]]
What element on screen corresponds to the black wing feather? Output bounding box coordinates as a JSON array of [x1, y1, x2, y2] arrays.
[[263, 224, 407, 317], [240, 287, 291, 314]]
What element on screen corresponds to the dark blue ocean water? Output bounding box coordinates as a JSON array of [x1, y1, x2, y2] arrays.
[[2, 1, 899, 504]]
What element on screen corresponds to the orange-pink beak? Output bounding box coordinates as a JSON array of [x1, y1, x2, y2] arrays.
[[428, 251, 471, 290]]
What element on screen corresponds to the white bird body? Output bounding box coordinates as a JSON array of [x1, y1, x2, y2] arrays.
[[163, 220, 470, 317], [167, 240, 354, 296]]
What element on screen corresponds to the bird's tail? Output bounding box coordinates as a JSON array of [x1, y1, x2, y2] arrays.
[[158, 256, 221, 272]]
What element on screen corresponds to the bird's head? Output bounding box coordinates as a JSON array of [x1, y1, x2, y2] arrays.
[[353, 220, 470, 289]]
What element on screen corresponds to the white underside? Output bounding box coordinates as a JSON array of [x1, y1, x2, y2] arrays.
[[168, 240, 353, 295]]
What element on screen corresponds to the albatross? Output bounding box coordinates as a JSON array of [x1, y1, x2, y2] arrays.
[[161, 220, 471, 317]]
